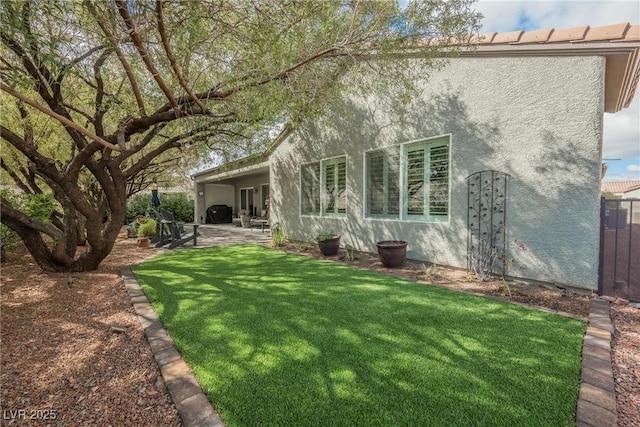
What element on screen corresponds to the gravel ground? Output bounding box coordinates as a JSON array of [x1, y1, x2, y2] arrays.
[[1, 231, 638, 426]]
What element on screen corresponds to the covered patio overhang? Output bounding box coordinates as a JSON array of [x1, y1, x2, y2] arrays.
[[192, 157, 271, 225]]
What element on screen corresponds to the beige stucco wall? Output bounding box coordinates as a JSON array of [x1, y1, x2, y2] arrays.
[[270, 55, 605, 290]]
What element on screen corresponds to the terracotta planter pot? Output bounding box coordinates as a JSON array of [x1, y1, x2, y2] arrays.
[[137, 237, 150, 248], [376, 240, 408, 268], [318, 235, 341, 256]]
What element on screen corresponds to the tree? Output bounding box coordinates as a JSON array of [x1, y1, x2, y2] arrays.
[[0, 0, 481, 272]]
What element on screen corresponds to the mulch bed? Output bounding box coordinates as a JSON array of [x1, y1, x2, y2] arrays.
[[1, 235, 182, 426]]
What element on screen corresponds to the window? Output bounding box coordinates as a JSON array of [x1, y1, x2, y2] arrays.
[[365, 147, 399, 218], [240, 187, 254, 214], [301, 163, 320, 215], [300, 156, 347, 217], [364, 136, 450, 222], [322, 156, 347, 216], [261, 184, 270, 211], [403, 138, 449, 220]]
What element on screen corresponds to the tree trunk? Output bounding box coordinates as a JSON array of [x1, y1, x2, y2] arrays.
[[76, 214, 87, 246], [2, 182, 128, 273]]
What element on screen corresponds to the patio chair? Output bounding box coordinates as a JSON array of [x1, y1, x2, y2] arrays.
[[232, 210, 249, 227], [154, 209, 199, 249], [240, 214, 253, 228], [250, 210, 269, 232]]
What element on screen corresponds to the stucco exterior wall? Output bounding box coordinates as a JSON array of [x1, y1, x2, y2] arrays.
[[197, 184, 235, 223], [270, 55, 605, 290], [625, 187, 640, 199]]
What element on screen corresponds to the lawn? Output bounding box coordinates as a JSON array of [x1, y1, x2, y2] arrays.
[[132, 244, 585, 427]]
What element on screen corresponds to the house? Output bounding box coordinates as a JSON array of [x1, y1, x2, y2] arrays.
[[193, 153, 271, 223], [601, 180, 640, 199], [193, 23, 640, 291]]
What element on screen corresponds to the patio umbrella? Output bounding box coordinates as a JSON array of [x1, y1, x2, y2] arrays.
[[151, 179, 160, 208]]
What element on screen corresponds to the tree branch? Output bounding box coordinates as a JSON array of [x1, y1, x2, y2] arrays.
[[1, 83, 121, 151], [123, 125, 216, 178], [53, 44, 108, 100], [62, 103, 94, 124], [93, 48, 113, 137], [116, 0, 179, 110], [155, 1, 209, 114], [0, 198, 63, 240], [0, 158, 31, 193], [1, 30, 55, 106], [84, 0, 147, 116]]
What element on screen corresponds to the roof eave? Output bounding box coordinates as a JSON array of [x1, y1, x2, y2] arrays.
[[190, 123, 292, 179]]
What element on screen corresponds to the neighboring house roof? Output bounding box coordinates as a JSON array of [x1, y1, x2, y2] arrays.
[[601, 180, 640, 194], [464, 23, 640, 113]]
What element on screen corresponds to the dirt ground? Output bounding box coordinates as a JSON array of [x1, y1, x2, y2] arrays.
[[1, 232, 638, 426]]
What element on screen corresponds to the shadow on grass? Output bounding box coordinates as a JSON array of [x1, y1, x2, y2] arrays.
[[133, 244, 584, 427]]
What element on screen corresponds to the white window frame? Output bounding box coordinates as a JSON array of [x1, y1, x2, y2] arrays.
[[363, 135, 451, 222], [239, 187, 255, 215], [300, 155, 347, 217], [364, 147, 400, 219], [402, 136, 450, 222], [321, 155, 347, 217], [300, 161, 321, 216], [260, 183, 270, 213]]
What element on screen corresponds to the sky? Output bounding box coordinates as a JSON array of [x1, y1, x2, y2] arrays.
[[474, 0, 640, 182], [427, 0, 640, 181]]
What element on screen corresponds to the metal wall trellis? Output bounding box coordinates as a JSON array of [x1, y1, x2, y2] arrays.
[[467, 170, 509, 279]]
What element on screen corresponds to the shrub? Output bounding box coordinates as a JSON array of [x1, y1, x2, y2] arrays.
[[126, 193, 194, 224], [137, 218, 157, 238], [0, 224, 21, 262], [316, 232, 338, 242], [271, 223, 287, 247], [162, 194, 194, 223], [0, 189, 57, 260], [125, 193, 152, 224]]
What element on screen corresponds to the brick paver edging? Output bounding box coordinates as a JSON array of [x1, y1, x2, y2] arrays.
[[120, 266, 224, 427], [576, 298, 618, 427]]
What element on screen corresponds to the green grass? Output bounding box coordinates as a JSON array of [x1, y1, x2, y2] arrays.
[[132, 244, 585, 427]]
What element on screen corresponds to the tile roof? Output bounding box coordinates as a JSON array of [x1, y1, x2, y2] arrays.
[[476, 23, 639, 45], [601, 180, 640, 194]]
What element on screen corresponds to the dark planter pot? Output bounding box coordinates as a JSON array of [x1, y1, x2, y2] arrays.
[[376, 240, 408, 268], [318, 235, 341, 256]]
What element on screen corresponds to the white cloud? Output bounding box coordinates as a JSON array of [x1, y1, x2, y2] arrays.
[[627, 164, 640, 172], [476, 1, 640, 33], [603, 96, 640, 160]]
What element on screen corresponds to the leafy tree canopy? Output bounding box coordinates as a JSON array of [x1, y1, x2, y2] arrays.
[[0, 0, 481, 272]]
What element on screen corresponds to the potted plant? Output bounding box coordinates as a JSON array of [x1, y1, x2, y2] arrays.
[[127, 222, 138, 238], [376, 240, 408, 268], [137, 218, 157, 248], [316, 232, 341, 256]]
